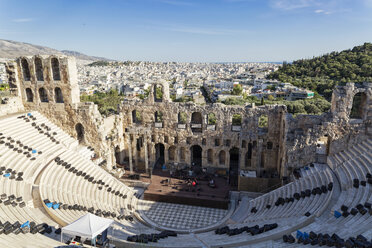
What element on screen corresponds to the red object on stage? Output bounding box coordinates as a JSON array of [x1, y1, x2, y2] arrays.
[[192, 181, 196, 186]]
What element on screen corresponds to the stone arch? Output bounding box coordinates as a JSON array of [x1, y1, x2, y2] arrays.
[[191, 112, 203, 133], [207, 149, 213, 164], [349, 92, 367, 119], [75, 123, 84, 143], [21, 58, 31, 81], [168, 146, 176, 161], [38, 87, 49, 102], [229, 147, 239, 187], [232, 114, 242, 126], [51, 57, 61, 81], [178, 112, 187, 124], [154, 111, 163, 123], [54, 87, 64, 103], [132, 110, 142, 124], [155, 143, 165, 164], [219, 150, 226, 165], [190, 145, 202, 166], [34, 57, 44, 81], [25, 88, 33, 102], [207, 113, 216, 125], [154, 84, 163, 102]]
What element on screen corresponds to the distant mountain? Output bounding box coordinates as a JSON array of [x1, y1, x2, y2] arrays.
[[61, 50, 109, 62], [0, 39, 111, 63]]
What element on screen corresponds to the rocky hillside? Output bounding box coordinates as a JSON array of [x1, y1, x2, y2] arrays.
[[0, 39, 110, 63]]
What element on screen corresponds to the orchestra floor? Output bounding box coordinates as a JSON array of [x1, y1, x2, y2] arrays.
[[142, 168, 231, 209]]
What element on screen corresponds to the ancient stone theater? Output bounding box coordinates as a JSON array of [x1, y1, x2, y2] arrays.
[[0, 55, 371, 247]]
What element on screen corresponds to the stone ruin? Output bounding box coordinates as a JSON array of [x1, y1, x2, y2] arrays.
[[3, 55, 372, 192]]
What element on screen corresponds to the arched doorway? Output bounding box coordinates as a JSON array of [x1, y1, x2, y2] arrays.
[[75, 123, 84, 143], [350, 92, 367, 119], [191, 112, 203, 133], [115, 145, 121, 165], [190, 145, 202, 166], [25, 88, 33, 102], [54, 87, 64, 103], [38, 88, 49, 103], [229, 147, 239, 187], [155, 143, 165, 166]]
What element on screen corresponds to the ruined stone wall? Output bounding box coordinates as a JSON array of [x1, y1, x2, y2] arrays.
[[6, 55, 119, 169], [5, 55, 372, 181], [120, 83, 285, 177], [284, 82, 372, 175]]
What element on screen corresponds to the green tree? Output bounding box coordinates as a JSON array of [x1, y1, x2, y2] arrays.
[[231, 84, 243, 95], [267, 95, 275, 101]]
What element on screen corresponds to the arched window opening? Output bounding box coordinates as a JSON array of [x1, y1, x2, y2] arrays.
[[207, 113, 216, 125], [21, 59, 31, 81], [25, 88, 33, 102], [207, 149, 213, 164], [51, 58, 61, 81], [232, 114, 242, 132], [54, 87, 64, 103], [168, 146, 176, 161], [155, 111, 163, 123], [191, 112, 202, 132], [38, 88, 49, 103], [154, 84, 163, 102], [178, 112, 187, 124], [132, 110, 142, 124], [232, 114, 242, 126], [350, 92, 367, 119], [229, 147, 239, 187], [75, 123, 84, 143], [219, 150, 226, 165], [34, 57, 44, 81], [258, 114, 268, 128], [191, 145, 202, 166]]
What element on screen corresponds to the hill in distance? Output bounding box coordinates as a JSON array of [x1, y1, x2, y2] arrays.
[[267, 42, 372, 100], [0, 39, 111, 63]]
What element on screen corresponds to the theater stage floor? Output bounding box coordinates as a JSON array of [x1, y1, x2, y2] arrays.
[[140, 168, 231, 209]]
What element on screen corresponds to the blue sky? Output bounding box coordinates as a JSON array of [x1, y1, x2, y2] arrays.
[[0, 0, 372, 62]]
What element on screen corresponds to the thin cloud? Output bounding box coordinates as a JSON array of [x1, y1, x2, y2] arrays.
[[12, 18, 33, 23], [270, 0, 314, 10]]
